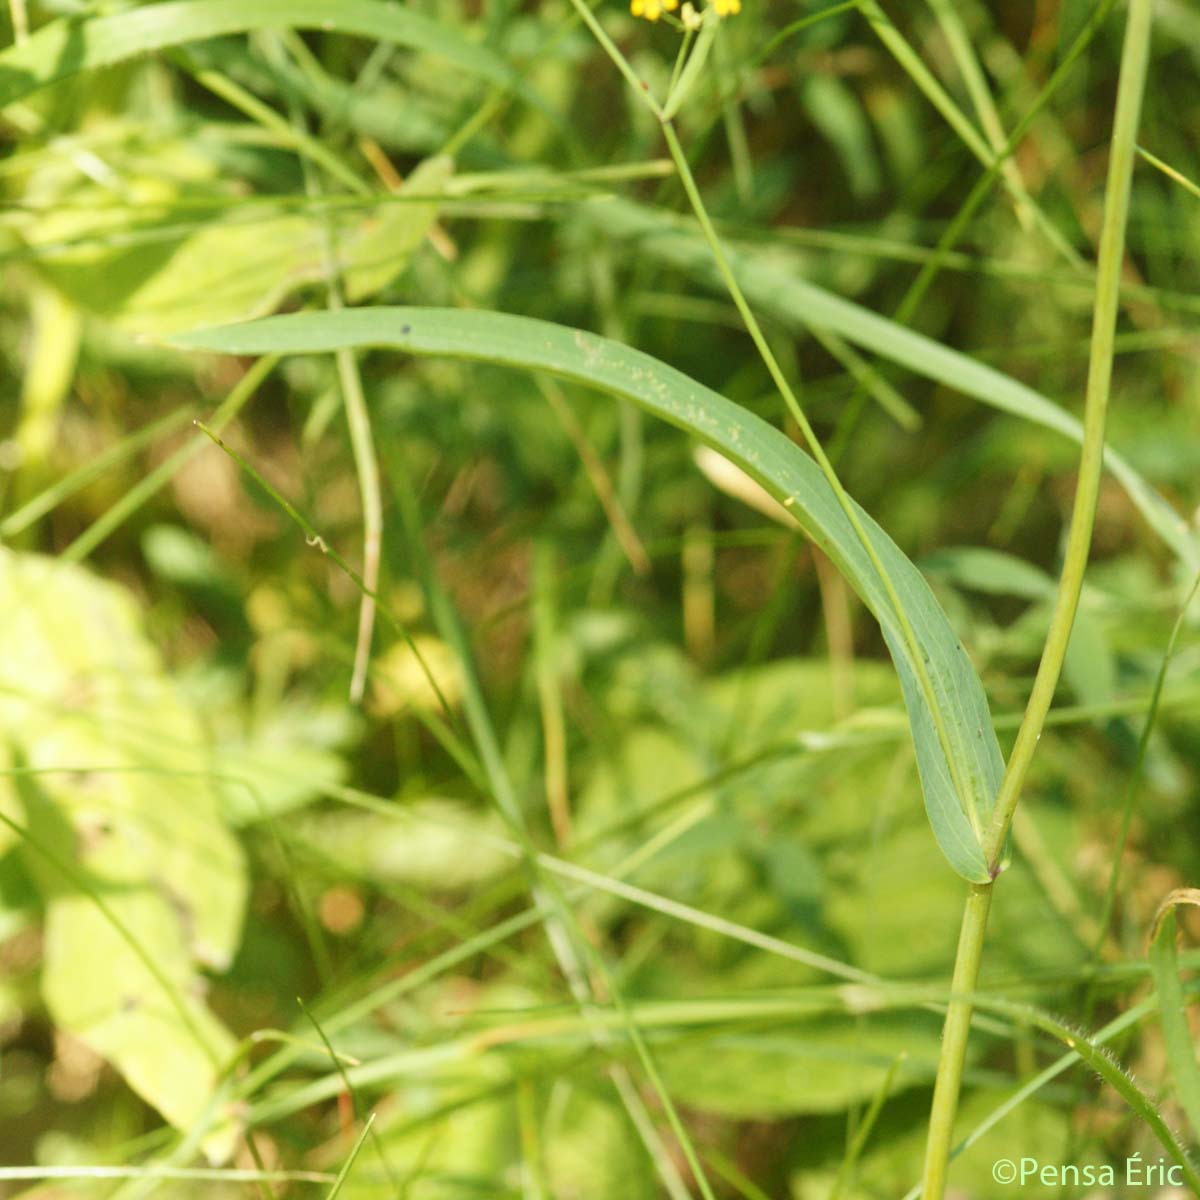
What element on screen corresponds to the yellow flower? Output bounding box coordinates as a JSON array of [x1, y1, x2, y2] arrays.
[[630, 0, 678, 19], [629, 0, 740, 23]]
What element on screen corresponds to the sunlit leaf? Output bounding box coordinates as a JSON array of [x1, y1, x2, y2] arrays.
[[0, 550, 246, 1140]]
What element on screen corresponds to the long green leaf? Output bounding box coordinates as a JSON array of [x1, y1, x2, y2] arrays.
[[172, 307, 1002, 883], [581, 200, 1198, 570], [0, 0, 520, 107]]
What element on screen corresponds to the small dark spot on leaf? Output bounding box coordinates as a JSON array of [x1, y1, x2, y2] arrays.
[[401, 324, 411, 334]]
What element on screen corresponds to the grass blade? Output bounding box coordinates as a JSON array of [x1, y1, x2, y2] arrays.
[[0, 404, 195, 540], [323, 1113, 375, 1200], [975, 993, 1200, 1194], [1148, 892, 1200, 1144], [0, 0, 523, 107]]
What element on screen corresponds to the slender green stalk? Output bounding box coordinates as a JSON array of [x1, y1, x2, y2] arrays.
[[1139, 145, 1200, 201], [334, 346, 382, 706], [1149, 893, 1200, 1143], [166, 47, 370, 194], [0, 1168, 336, 1185], [532, 542, 572, 847], [920, 884, 993, 1196], [920, 1, 1155, 1194], [982, 0, 1152, 864], [923, 0, 1030, 229], [566, 0, 664, 122], [190, 422, 470, 767], [902, 994, 1161, 1199]]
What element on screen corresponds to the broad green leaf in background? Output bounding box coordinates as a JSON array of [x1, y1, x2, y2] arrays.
[[13, 150, 453, 336], [0, 550, 246, 1142], [33, 206, 323, 336], [173, 307, 1005, 883], [657, 1017, 942, 1118], [921, 546, 1058, 602], [578, 654, 1088, 985], [543, 1088, 660, 1200], [791, 1093, 1072, 1198], [342, 157, 454, 303], [182, 39, 453, 157], [294, 800, 512, 891], [213, 712, 353, 826]]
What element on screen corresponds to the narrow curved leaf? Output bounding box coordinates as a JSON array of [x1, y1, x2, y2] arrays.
[[172, 307, 1002, 882]]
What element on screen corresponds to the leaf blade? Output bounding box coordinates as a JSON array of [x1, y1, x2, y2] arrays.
[[172, 307, 1001, 882]]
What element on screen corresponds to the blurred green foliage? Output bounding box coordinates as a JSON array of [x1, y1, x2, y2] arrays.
[[2, 0, 1200, 1197]]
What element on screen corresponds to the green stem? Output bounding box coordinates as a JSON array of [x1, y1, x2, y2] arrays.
[[919, 0, 1154, 1193], [919, 884, 992, 1198], [980, 0, 1151, 866], [855, 0, 1081, 268], [336, 345, 383, 704]]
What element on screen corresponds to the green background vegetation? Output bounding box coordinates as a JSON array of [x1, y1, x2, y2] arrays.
[[1, 0, 1200, 1196]]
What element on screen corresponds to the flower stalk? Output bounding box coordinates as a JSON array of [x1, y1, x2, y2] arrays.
[[920, 0, 1155, 1193]]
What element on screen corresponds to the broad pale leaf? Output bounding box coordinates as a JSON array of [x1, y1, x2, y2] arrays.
[[0, 550, 246, 1140]]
